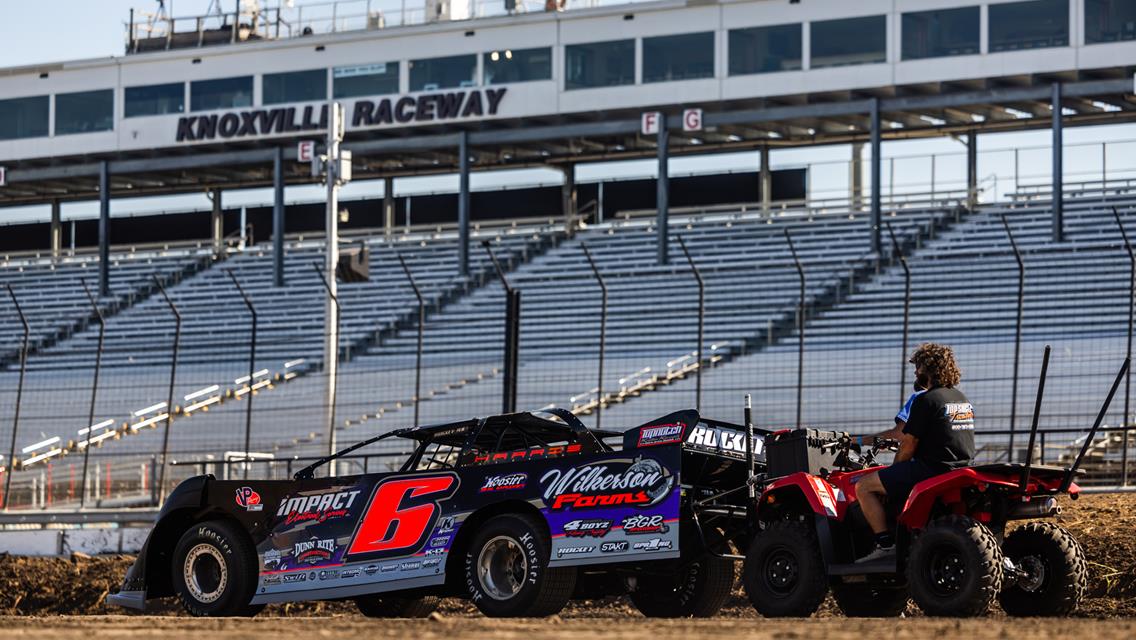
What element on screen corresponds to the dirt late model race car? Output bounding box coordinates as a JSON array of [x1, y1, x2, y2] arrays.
[[109, 407, 769, 618]]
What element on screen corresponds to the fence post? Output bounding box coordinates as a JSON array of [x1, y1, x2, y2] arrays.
[[152, 276, 181, 505], [1002, 216, 1025, 460], [677, 236, 704, 410], [785, 229, 805, 429], [78, 279, 106, 508], [1114, 206, 1134, 486], [885, 222, 911, 407], [483, 241, 519, 413], [313, 262, 342, 458], [226, 270, 257, 481], [581, 243, 607, 429], [2, 285, 30, 511], [396, 254, 425, 428]]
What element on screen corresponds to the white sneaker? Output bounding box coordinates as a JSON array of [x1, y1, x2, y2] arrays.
[[856, 544, 896, 563]]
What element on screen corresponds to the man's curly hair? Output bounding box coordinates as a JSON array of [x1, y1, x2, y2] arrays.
[[909, 342, 962, 388]]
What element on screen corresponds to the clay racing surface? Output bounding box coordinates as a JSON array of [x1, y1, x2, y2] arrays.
[[0, 493, 1132, 636]]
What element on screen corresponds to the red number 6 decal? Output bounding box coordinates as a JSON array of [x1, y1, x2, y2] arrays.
[[347, 474, 458, 559]]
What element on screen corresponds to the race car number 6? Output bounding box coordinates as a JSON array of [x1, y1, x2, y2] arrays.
[[347, 474, 459, 558]]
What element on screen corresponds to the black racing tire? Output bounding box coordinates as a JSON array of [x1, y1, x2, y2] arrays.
[[742, 520, 828, 618], [464, 513, 576, 617], [999, 522, 1087, 616], [907, 515, 1003, 617], [830, 583, 909, 617], [627, 542, 735, 618], [355, 594, 441, 618], [171, 519, 261, 617]]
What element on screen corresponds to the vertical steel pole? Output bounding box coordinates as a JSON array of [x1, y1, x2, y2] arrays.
[[886, 222, 911, 407], [383, 177, 395, 240], [2, 285, 29, 511], [1114, 206, 1134, 485], [226, 270, 257, 481], [1002, 216, 1025, 459], [324, 103, 343, 468], [152, 276, 180, 505], [273, 146, 286, 287], [79, 279, 105, 507], [396, 254, 425, 428], [677, 236, 704, 410], [785, 229, 805, 429], [967, 130, 978, 210], [458, 130, 471, 277], [483, 240, 518, 413], [869, 97, 882, 255], [98, 161, 111, 297], [582, 243, 607, 429], [1052, 82, 1064, 242], [313, 263, 341, 454], [657, 125, 670, 265], [760, 145, 772, 214]]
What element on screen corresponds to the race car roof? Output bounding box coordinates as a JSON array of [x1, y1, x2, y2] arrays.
[[402, 411, 620, 451]]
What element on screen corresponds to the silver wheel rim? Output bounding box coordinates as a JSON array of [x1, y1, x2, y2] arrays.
[[183, 543, 228, 604], [477, 535, 528, 601]]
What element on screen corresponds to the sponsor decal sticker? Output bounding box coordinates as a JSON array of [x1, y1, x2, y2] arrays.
[[436, 516, 457, 533], [600, 541, 629, 553], [400, 561, 422, 571], [562, 519, 613, 538], [556, 546, 595, 557], [236, 487, 264, 511], [685, 425, 764, 460], [637, 423, 685, 447], [318, 569, 339, 580], [424, 548, 447, 556], [340, 569, 360, 579], [263, 575, 282, 585], [479, 473, 528, 492], [294, 537, 337, 565], [282, 573, 307, 583], [363, 565, 380, 576], [262, 548, 283, 571], [540, 457, 674, 511], [429, 536, 451, 548], [423, 557, 442, 568], [631, 538, 673, 551], [621, 514, 670, 535], [380, 564, 398, 573], [276, 489, 362, 527]]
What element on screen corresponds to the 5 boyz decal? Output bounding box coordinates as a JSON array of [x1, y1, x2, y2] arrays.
[[561, 519, 613, 538], [539, 457, 673, 511], [275, 489, 362, 527]]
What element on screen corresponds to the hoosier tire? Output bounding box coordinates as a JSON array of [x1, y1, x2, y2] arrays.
[[742, 520, 828, 617], [464, 513, 576, 617], [627, 538, 735, 618], [355, 594, 441, 618], [171, 519, 261, 617], [830, 583, 909, 617], [907, 515, 1003, 617], [999, 522, 1087, 616]]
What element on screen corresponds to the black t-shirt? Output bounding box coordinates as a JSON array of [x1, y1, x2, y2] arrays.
[[902, 386, 976, 471]]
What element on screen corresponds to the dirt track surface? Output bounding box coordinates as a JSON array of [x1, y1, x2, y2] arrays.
[[1, 615, 1135, 640]]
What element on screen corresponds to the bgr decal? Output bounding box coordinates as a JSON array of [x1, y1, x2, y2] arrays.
[[621, 514, 669, 535], [347, 473, 459, 560], [540, 457, 673, 511]]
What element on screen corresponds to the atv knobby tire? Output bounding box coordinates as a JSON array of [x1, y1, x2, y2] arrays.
[[830, 583, 909, 617], [907, 515, 1003, 617], [355, 594, 441, 618], [171, 519, 262, 617], [999, 522, 1087, 616], [464, 513, 576, 617], [743, 519, 828, 617]]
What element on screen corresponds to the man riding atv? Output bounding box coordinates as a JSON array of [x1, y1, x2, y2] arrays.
[[853, 343, 976, 562]]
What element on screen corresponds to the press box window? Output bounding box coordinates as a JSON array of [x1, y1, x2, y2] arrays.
[[989, 0, 1069, 52], [728, 23, 802, 75], [263, 68, 327, 104], [810, 15, 887, 68], [901, 6, 980, 60], [190, 76, 253, 112], [0, 95, 49, 140], [125, 82, 185, 117], [333, 63, 399, 98], [409, 55, 477, 92], [565, 40, 635, 90], [484, 47, 552, 85], [55, 89, 114, 135], [1085, 0, 1136, 44], [643, 32, 714, 83]]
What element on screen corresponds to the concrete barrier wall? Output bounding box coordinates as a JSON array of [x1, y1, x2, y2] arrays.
[[0, 528, 149, 556]]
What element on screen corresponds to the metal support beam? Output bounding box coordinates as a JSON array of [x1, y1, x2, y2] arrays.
[[966, 130, 978, 210], [1052, 83, 1065, 242], [273, 147, 285, 288], [383, 177, 394, 240], [458, 130, 471, 277], [849, 142, 864, 210], [657, 126, 670, 266], [211, 189, 223, 255], [50, 199, 61, 260], [98, 161, 110, 297], [562, 163, 578, 234], [760, 146, 772, 213], [870, 98, 882, 255]]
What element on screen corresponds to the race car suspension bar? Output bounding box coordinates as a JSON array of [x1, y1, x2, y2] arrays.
[[1062, 356, 1130, 493], [1019, 345, 1050, 492]]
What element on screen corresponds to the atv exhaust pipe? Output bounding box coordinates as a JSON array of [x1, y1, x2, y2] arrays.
[[1007, 496, 1060, 520]]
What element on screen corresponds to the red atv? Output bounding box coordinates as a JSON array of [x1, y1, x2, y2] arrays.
[[741, 348, 1124, 618]]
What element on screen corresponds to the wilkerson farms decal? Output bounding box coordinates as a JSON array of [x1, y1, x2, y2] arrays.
[[175, 87, 507, 142]]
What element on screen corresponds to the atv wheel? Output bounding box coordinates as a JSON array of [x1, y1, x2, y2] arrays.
[[742, 520, 828, 617], [628, 554, 734, 617], [171, 519, 261, 617], [999, 522, 1087, 616], [464, 513, 576, 617], [907, 515, 1003, 617], [830, 583, 908, 617], [355, 594, 441, 618]]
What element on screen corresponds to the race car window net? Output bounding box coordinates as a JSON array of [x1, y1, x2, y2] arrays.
[[415, 443, 463, 471]]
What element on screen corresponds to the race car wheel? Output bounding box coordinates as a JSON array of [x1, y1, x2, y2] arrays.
[[998, 522, 1087, 616], [171, 519, 260, 617], [830, 583, 909, 617], [907, 515, 1003, 617], [464, 513, 576, 617], [355, 594, 441, 618], [627, 526, 734, 618], [742, 520, 828, 617]]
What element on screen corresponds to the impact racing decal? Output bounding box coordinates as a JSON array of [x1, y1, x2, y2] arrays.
[[275, 488, 362, 527]]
